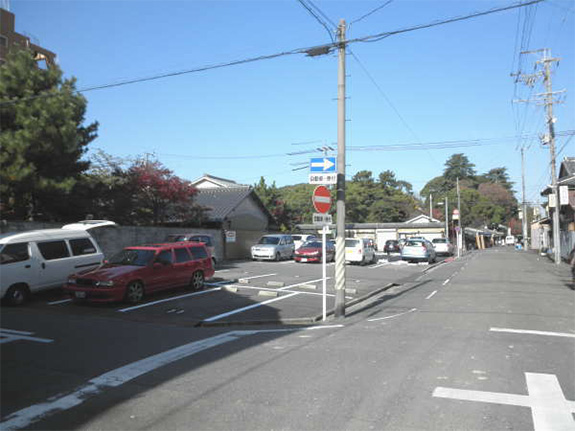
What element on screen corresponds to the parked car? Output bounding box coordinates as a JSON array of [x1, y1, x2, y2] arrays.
[[432, 238, 454, 256], [292, 234, 317, 251], [0, 221, 113, 306], [401, 239, 437, 263], [251, 234, 295, 261], [505, 235, 516, 246], [164, 233, 219, 266], [294, 240, 335, 263], [384, 239, 401, 254], [64, 242, 214, 304], [345, 238, 377, 265]]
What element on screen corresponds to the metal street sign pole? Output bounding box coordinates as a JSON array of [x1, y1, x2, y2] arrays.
[[322, 225, 327, 321]]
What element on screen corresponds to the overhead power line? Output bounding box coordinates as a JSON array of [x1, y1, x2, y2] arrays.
[[0, 0, 542, 107], [350, 0, 394, 25], [295, 0, 335, 42]]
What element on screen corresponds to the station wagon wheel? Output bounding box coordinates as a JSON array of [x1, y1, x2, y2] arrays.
[[5, 285, 28, 306], [125, 281, 144, 304], [190, 271, 204, 291]]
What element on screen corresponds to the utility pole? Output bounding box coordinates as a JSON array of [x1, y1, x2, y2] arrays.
[[429, 194, 433, 219], [444, 197, 448, 240], [334, 19, 347, 318], [457, 177, 461, 258], [514, 49, 563, 264], [521, 147, 528, 249]]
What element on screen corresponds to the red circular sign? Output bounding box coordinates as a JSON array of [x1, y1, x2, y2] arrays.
[[312, 186, 331, 214], [452, 209, 460, 215]]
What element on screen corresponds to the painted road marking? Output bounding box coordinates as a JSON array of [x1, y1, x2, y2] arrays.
[[367, 308, 417, 322], [434, 373, 575, 431], [426, 290, 438, 300], [442, 279, 450, 286], [240, 273, 277, 280], [47, 299, 72, 305], [0, 328, 53, 345], [219, 284, 353, 299], [490, 328, 575, 339], [203, 292, 300, 322], [0, 327, 341, 431], [118, 288, 221, 313], [369, 262, 389, 269]]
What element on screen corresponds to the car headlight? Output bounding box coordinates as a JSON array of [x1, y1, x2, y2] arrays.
[[309, 251, 319, 256], [95, 280, 114, 288], [67, 277, 76, 284]]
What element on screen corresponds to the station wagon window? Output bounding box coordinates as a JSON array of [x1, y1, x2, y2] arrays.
[[0, 243, 30, 265], [190, 246, 208, 260], [155, 249, 173, 265], [259, 237, 280, 245], [69, 238, 97, 256], [174, 247, 192, 263], [37, 240, 70, 260]]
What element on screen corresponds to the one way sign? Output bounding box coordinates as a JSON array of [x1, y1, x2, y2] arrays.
[[310, 157, 336, 173]]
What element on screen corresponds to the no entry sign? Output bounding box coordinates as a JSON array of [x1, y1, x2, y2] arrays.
[[312, 186, 331, 214]]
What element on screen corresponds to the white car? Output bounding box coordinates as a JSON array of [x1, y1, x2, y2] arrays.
[[251, 234, 295, 261], [345, 238, 377, 265], [1, 221, 114, 305], [431, 238, 454, 256]]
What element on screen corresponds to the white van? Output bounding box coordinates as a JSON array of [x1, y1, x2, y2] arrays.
[[505, 235, 516, 246], [345, 238, 377, 265], [0, 222, 112, 305]]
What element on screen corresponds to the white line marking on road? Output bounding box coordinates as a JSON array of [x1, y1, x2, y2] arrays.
[[118, 288, 221, 313], [47, 299, 72, 305], [0, 328, 34, 336], [0, 328, 339, 431], [490, 328, 575, 339], [279, 260, 295, 264], [442, 279, 450, 286], [368, 308, 417, 322], [221, 284, 341, 298], [203, 292, 300, 322], [240, 273, 277, 280], [434, 373, 575, 431], [426, 290, 438, 300], [279, 277, 331, 291], [214, 269, 230, 273], [0, 329, 53, 345]]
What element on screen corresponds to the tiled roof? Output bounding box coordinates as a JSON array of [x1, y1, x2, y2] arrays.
[[194, 187, 255, 221]]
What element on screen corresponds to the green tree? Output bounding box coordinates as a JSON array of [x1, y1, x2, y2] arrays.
[[443, 153, 476, 182], [0, 49, 98, 220], [478, 167, 514, 191]]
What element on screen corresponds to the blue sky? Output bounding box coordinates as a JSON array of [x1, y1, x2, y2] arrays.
[[12, 0, 575, 205]]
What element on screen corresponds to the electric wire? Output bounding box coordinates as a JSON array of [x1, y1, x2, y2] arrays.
[[295, 0, 335, 42], [0, 0, 542, 107], [350, 0, 394, 25]]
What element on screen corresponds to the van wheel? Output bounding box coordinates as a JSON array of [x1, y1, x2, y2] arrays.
[[4, 285, 28, 306], [190, 271, 205, 291], [125, 281, 144, 304], [275, 252, 281, 262]]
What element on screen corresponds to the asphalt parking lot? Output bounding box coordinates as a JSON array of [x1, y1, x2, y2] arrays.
[[3, 254, 451, 326]]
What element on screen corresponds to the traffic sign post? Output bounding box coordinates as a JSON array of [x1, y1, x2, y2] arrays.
[[312, 186, 332, 214]]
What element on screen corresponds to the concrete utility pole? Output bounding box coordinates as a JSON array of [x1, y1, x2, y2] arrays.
[[429, 194, 433, 219], [521, 147, 528, 248], [514, 49, 563, 264], [334, 19, 347, 318], [457, 177, 461, 258], [541, 51, 562, 264], [444, 197, 449, 240]]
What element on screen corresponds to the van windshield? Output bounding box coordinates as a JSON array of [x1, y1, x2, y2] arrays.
[[259, 237, 280, 245], [109, 249, 155, 266]]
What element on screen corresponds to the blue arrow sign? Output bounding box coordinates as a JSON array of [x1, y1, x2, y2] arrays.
[[309, 157, 336, 173]]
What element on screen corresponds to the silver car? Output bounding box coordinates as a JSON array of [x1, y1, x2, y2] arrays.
[[251, 234, 295, 261], [401, 239, 437, 263]]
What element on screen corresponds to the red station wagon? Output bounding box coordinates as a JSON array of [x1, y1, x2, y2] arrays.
[[64, 242, 214, 304]]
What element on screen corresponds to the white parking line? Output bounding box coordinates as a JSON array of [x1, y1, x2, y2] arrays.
[[426, 290, 438, 300], [118, 288, 221, 313], [0, 329, 53, 345], [0, 328, 339, 431], [368, 308, 417, 322], [48, 299, 72, 305], [203, 292, 300, 322], [279, 277, 331, 291], [442, 279, 450, 286], [490, 328, 575, 339], [241, 273, 277, 280], [369, 262, 388, 269]]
